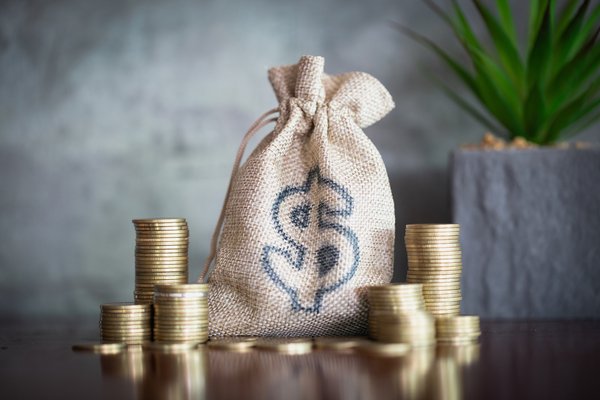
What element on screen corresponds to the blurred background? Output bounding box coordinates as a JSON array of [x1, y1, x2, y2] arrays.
[[1, 0, 598, 321]]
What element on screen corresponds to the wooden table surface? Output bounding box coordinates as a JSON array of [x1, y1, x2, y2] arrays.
[[1, 320, 599, 399]]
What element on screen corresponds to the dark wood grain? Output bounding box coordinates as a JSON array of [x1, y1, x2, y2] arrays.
[[1, 321, 599, 399]]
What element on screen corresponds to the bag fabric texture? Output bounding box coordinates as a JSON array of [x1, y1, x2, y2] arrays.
[[204, 55, 395, 336]]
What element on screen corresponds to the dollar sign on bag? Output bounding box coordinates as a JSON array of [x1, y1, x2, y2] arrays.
[[261, 167, 360, 313]]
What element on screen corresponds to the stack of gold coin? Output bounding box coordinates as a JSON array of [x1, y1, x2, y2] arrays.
[[132, 218, 189, 304], [374, 311, 436, 347], [405, 224, 462, 317], [435, 316, 481, 345], [367, 284, 426, 340], [153, 284, 209, 343], [100, 302, 152, 344]]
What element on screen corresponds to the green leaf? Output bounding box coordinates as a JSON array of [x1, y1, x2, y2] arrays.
[[547, 34, 600, 112], [468, 47, 524, 136], [574, 3, 600, 53], [450, 0, 485, 52], [545, 76, 600, 142], [556, 0, 581, 37], [528, 0, 550, 51], [527, 3, 553, 90], [474, 0, 525, 95], [496, 0, 518, 44], [523, 83, 547, 141], [553, 0, 590, 69]]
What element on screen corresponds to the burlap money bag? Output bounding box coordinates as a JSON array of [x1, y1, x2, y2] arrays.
[[200, 55, 395, 336]]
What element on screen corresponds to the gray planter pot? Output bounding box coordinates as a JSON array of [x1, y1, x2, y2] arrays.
[[451, 147, 600, 318]]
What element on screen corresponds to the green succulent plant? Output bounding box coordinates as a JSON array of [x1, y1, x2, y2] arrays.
[[401, 0, 600, 145]]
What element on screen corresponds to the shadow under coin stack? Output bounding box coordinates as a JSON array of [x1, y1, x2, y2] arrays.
[[100, 303, 152, 344], [153, 284, 209, 344], [132, 218, 189, 304], [435, 316, 481, 345], [405, 224, 462, 317], [367, 284, 436, 347]]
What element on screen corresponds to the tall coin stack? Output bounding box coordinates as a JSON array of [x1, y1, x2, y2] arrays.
[[132, 218, 189, 304], [367, 284, 435, 346], [100, 303, 152, 344], [436, 316, 481, 345], [405, 224, 462, 317], [153, 284, 209, 344]]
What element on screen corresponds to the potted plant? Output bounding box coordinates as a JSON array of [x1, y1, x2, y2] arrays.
[[402, 1, 600, 318]]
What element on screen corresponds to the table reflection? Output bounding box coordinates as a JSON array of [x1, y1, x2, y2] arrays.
[[98, 342, 480, 400]]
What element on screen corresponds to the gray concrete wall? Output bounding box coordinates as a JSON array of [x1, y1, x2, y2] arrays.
[[1, 0, 598, 320]]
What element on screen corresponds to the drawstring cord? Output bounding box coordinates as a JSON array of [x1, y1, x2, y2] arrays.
[[199, 108, 279, 282]]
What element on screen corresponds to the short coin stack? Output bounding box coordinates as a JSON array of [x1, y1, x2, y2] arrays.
[[132, 218, 189, 304], [100, 302, 152, 344], [436, 316, 481, 345], [405, 224, 462, 317], [367, 284, 436, 347], [153, 284, 209, 344]]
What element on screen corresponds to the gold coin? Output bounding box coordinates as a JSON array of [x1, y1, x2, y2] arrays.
[[154, 315, 208, 322], [101, 335, 152, 342], [153, 296, 207, 302], [100, 302, 151, 311], [407, 268, 462, 275], [406, 248, 462, 253], [405, 224, 459, 230], [100, 318, 151, 325], [407, 275, 462, 282], [154, 327, 209, 334], [422, 292, 462, 298], [154, 283, 209, 292], [254, 338, 313, 355], [405, 235, 460, 241], [404, 239, 460, 246], [136, 243, 189, 248], [134, 225, 188, 231], [368, 283, 423, 291], [136, 280, 187, 286], [405, 244, 462, 250], [207, 337, 258, 351], [407, 257, 463, 264], [368, 294, 424, 301], [135, 270, 188, 275], [135, 233, 190, 242], [437, 336, 479, 344], [406, 253, 463, 259], [133, 217, 186, 223], [136, 231, 189, 237], [153, 334, 209, 341], [313, 337, 367, 351], [153, 300, 208, 307], [101, 330, 152, 337], [136, 279, 187, 285], [72, 342, 126, 354], [135, 259, 189, 264], [355, 341, 410, 357], [369, 300, 425, 307], [136, 276, 187, 282], [436, 315, 479, 324], [135, 242, 189, 248], [136, 235, 189, 240], [136, 250, 189, 256], [406, 269, 462, 276], [99, 319, 152, 326]]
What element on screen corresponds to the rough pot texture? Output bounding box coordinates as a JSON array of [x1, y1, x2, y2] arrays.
[[451, 147, 600, 318]]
